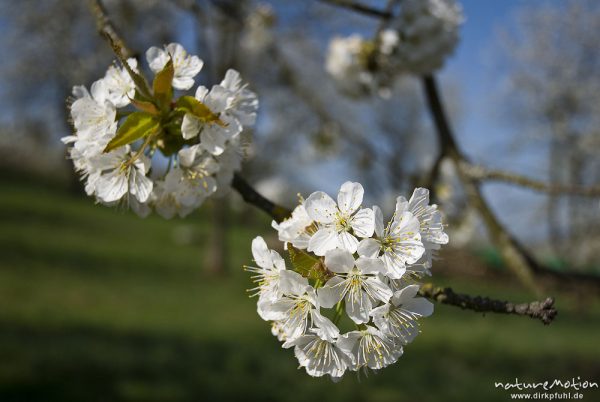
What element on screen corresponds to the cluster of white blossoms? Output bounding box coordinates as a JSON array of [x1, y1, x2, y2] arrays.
[[325, 0, 463, 94], [63, 43, 258, 218], [387, 0, 463, 74], [246, 182, 448, 380]]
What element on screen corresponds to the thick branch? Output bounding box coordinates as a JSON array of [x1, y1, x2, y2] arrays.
[[319, 0, 393, 19], [460, 161, 600, 197], [422, 75, 542, 295], [232, 174, 291, 223], [419, 283, 557, 325]]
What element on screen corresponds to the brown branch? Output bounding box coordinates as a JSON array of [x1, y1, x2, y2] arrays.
[[232, 174, 291, 223], [460, 161, 600, 197], [319, 0, 393, 19], [422, 75, 543, 296], [419, 283, 557, 325], [89, 0, 133, 59]]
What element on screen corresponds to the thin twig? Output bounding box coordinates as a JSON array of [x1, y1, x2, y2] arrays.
[[419, 283, 557, 325], [89, 0, 133, 58], [319, 0, 393, 19], [460, 161, 600, 197]]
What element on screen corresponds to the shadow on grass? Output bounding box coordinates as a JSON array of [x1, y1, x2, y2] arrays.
[[1, 319, 599, 402]]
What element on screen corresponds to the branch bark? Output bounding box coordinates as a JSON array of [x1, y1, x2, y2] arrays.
[[460, 161, 600, 197], [232, 174, 291, 223], [422, 75, 543, 295], [419, 283, 557, 325], [89, 0, 133, 58], [319, 0, 393, 19]]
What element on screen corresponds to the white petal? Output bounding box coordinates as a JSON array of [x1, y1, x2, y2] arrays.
[[356, 256, 385, 275], [317, 276, 345, 308], [382, 252, 407, 279], [251, 236, 273, 269], [408, 187, 430, 214], [345, 290, 372, 324], [364, 277, 393, 303], [172, 76, 195, 91], [129, 169, 153, 203], [357, 238, 380, 259], [311, 310, 339, 341], [392, 284, 420, 304], [279, 270, 309, 296], [337, 231, 359, 253], [200, 126, 228, 155], [181, 114, 201, 139], [402, 298, 434, 317], [336, 331, 361, 357], [390, 210, 419, 236], [324, 249, 354, 273], [369, 304, 391, 333], [305, 191, 338, 224], [350, 207, 375, 238], [146, 46, 167, 73], [337, 181, 364, 215], [394, 196, 409, 217], [373, 205, 384, 237], [96, 171, 127, 202], [307, 227, 338, 256]]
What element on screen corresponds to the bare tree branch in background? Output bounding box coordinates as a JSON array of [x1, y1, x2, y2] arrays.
[[319, 0, 393, 19], [460, 161, 600, 197]]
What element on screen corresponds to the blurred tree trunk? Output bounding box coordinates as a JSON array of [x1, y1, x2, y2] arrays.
[[204, 200, 229, 276]]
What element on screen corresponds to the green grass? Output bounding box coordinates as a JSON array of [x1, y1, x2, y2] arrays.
[[0, 177, 599, 402]]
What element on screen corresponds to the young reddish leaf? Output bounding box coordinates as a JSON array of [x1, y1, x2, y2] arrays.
[[153, 58, 174, 108], [175, 96, 226, 127], [104, 112, 160, 153], [130, 97, 160, 115]]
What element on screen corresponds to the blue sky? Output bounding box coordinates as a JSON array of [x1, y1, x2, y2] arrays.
[[440, 0, 554, 241]]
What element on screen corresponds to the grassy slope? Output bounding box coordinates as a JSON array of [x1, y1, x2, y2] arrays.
[[0, 178, 598, 402]]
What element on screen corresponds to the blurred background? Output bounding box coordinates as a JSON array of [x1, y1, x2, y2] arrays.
[[0, 0, 599, 401]]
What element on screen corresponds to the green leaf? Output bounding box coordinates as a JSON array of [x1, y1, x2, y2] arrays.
[[175, 96, 226, 127], [153, 58, 174, 108], [288, 246, 331, 281], [104, 112, 160, 153]]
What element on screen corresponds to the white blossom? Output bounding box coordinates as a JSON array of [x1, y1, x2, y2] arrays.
[[146, 42, 203, 90], [399, 187, 449, 271], [370, 284, 433, 344], [390, 0, 464, 74], [246, 236, 288, 304], [244, 183, 447, 379], [318, 249, 392, 324], [259, 272, 331, 340], [69, 80, 116, 156], [283, 318, 351, 380], [337, 326, 403, 371], [271, 203, 313, 250], [93, 146, 153, 204], [305, 181, 375, 255], [357, 203, 425, 279], [325, 34, 374, 95], [64, 43, 258, 218], [103, 58, 137, 108]]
